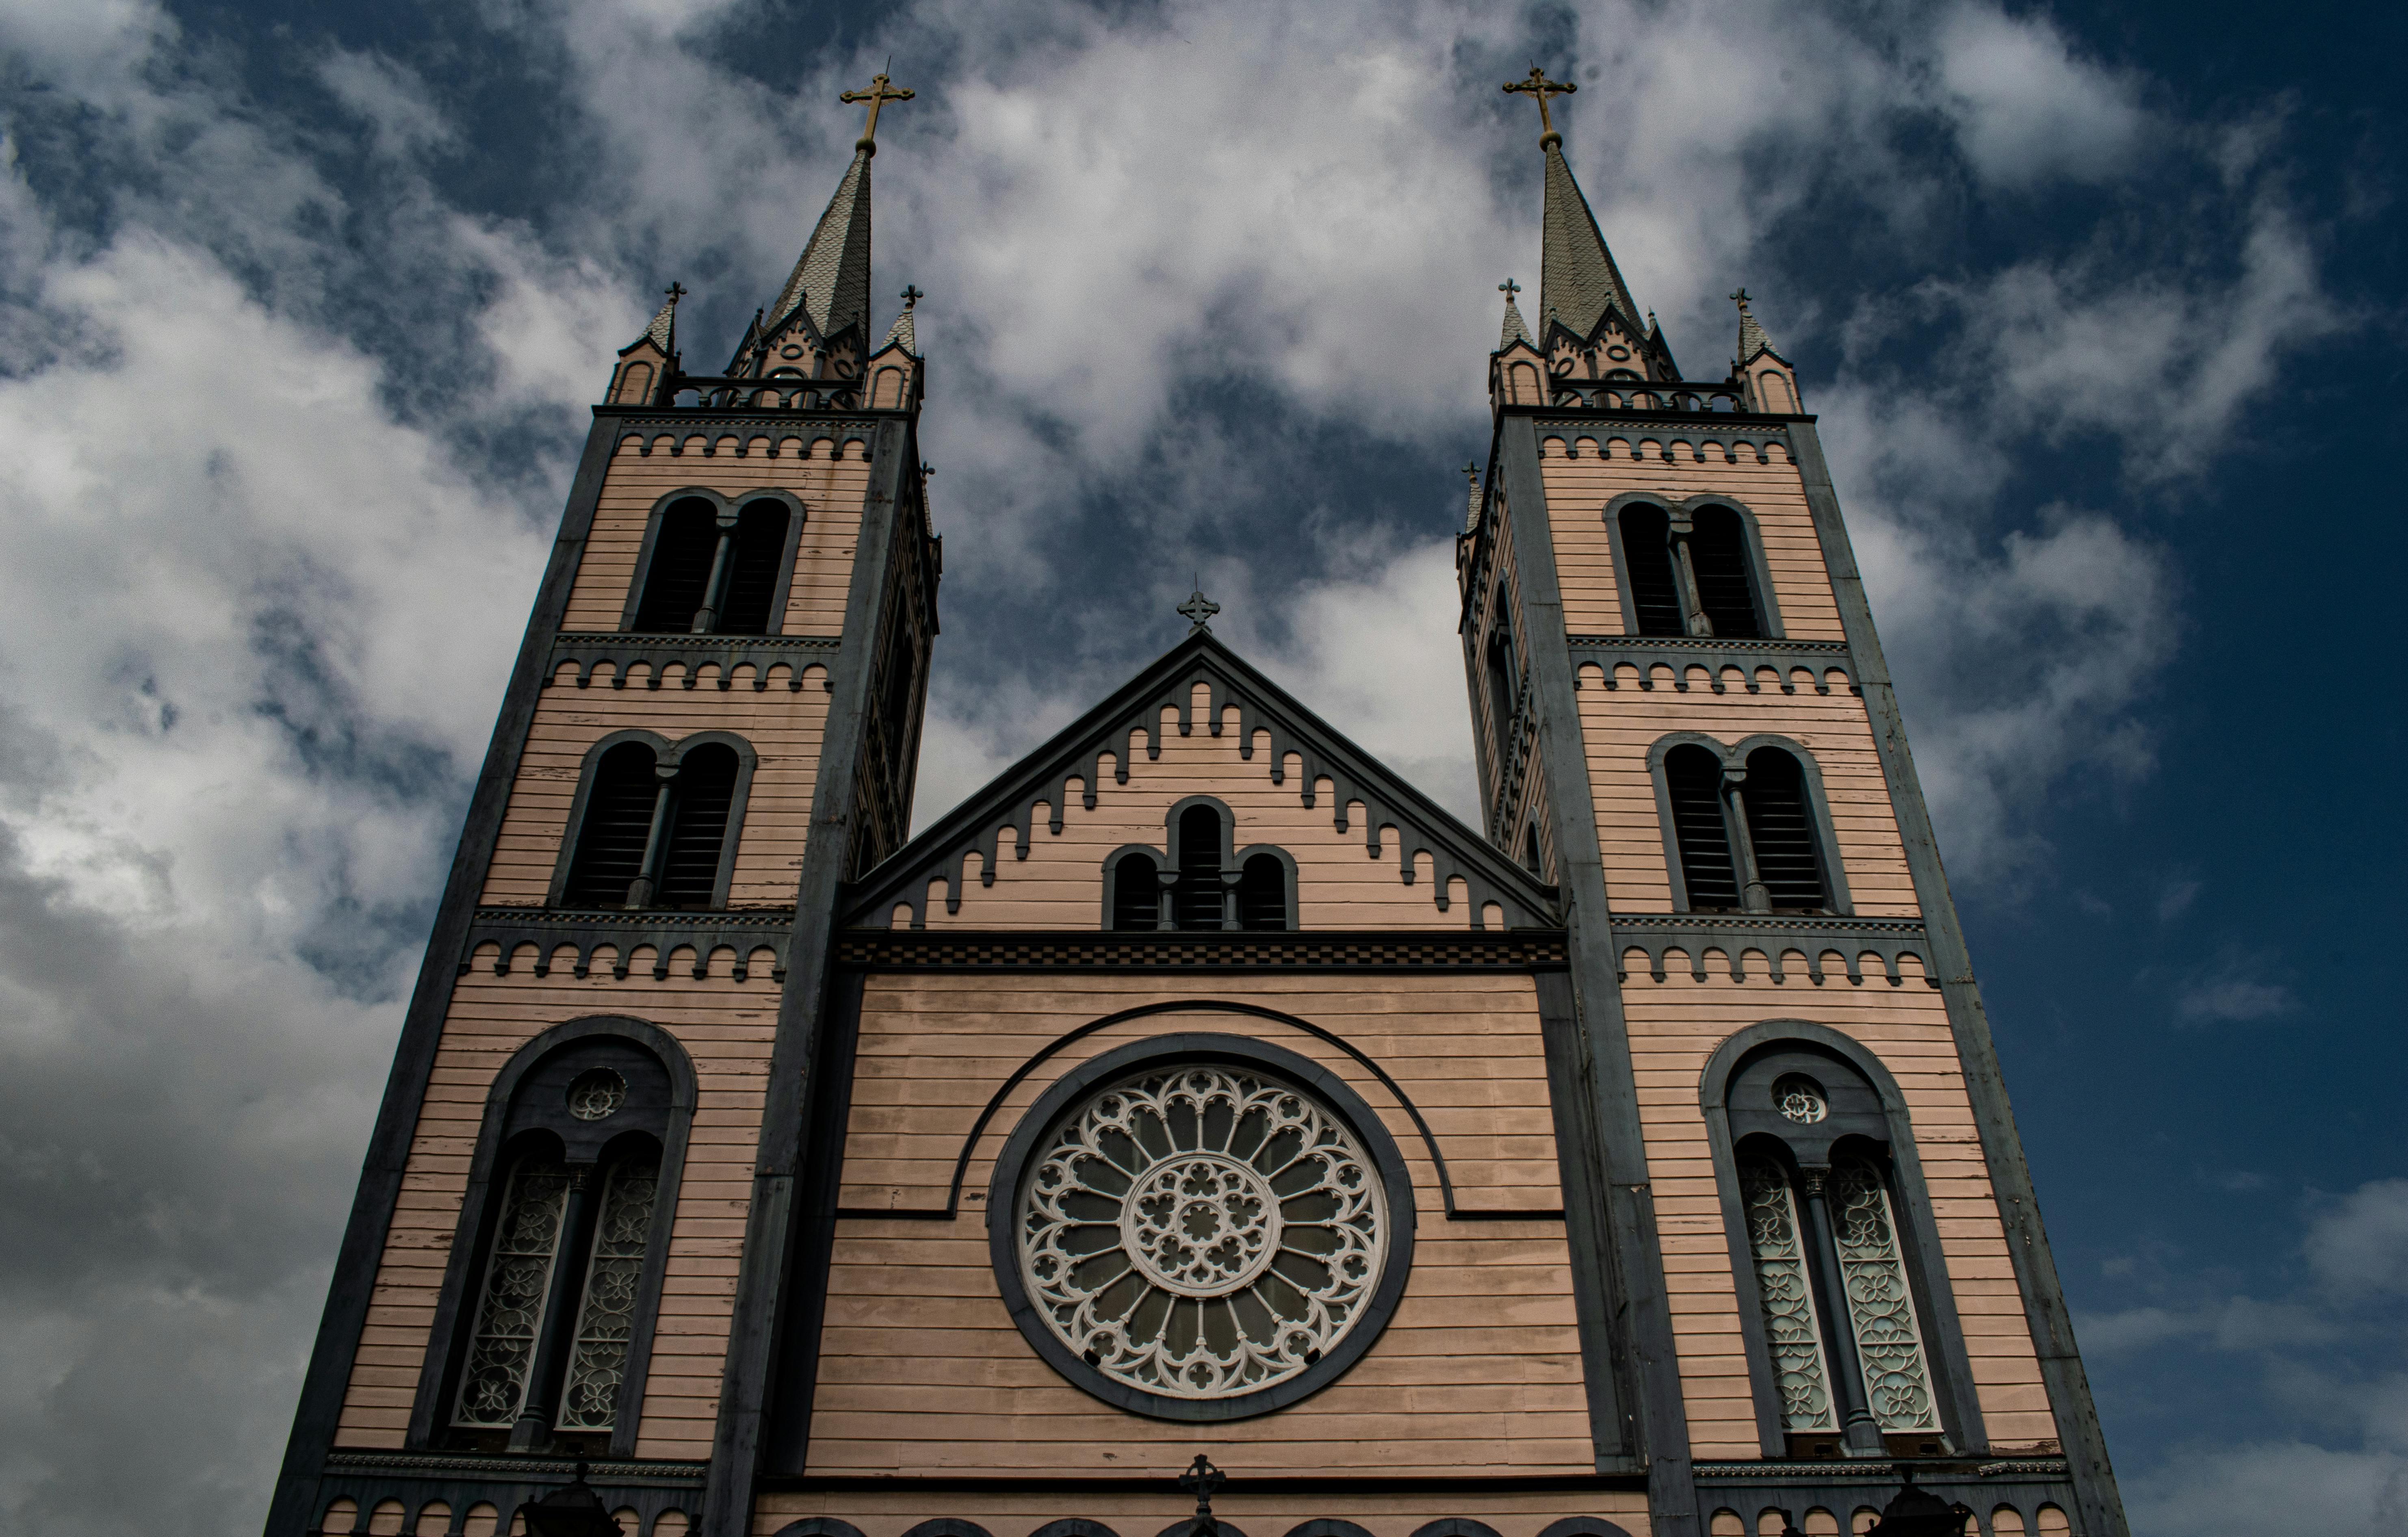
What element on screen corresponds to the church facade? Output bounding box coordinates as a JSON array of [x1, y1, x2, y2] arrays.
[[266, 73, 2125, 1537]]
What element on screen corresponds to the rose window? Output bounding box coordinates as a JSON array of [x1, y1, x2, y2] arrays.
[[1014, 1063, 1389, 1402]]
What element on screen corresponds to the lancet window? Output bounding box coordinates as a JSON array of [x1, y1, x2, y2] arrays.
[[1653, 737, 1838, 915], [425, 1026, 689, 1457], [628, 496, 795, 635], [1105, 800, 1293, 931], [1615, 500, 1772, 639], [1719, 1041, 1953, 1460], [556, 733, 751, 910]]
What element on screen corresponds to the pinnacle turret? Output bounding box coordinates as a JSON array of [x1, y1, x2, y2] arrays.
[[1733, 288, 1777, 365], [1497, 278, 1534, 350]]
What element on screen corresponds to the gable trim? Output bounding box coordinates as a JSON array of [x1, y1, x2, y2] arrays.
[[840, 634, 1558, 930]]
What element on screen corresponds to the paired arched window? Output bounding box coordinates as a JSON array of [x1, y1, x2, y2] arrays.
[[1106, 801, 1293, 931], [1713, 1038, 1957, 1460], [628, 496, 795, 635], [418, 1023, 693, 1457], [555, 733, 752, 910], [1655, 739, 1838, 915], [1615, 501, 1769, 639]]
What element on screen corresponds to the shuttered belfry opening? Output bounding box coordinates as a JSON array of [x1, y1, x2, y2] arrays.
[[631, 501, 718, 633], [1742, 746, 1827, 912], [715, 504, 791, 635], [1689, 506, 1762, 637], [1666, 744, 1740, 910], [1620, 505, 1684, 635], [562, 743, 660, 907], [655, 744, 738, 908]]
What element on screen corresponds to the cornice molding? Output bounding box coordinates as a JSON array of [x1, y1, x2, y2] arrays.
[[833, 928, 1570, 972]]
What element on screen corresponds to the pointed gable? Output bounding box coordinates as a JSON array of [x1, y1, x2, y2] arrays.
[[842, 635, 1556, 932], [769, 146, 873, 340]]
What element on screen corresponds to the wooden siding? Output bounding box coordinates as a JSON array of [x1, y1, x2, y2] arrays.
[[1615, 969, 2053, 1457], [910, 685, 1493, 932], [560, 437, 873, 636], [1535, 436, 1843, 641], [813, 972, 1586, 1480], [479, 673, 828, 907], [332, 960, 782, 1460], [751, 1487, 1655, 1537], [1574, 682, 1916, 917]]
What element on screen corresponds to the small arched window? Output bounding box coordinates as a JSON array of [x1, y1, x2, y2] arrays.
[[1236, 854, 1287, 930], [1618, 506, 1684, 636], [431, 1029, 688, 1455], [1723, 1043, 1949, 1459], [631, 499, 791, 635], [1655, 739, 1839, 915], [1111, 852, 1162, 931], [558, 735, 750, 910]]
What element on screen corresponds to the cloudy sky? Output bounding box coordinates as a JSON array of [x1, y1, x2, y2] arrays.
[[0, 1, 2399, 1533]]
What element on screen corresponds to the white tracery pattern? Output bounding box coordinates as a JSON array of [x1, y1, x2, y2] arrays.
[[1773, 1074, 1829, 1125], [1019, 1064, 1386, 1400], [454, 1156, 570, 1426], [567, 1068, 628, 1122], [1831, 1155, 1940, 1431], [557, 1154, 660, 1431], [1741, 1156, 1836, 1431]]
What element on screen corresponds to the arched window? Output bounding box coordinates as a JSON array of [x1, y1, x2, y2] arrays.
[[1665, 744, 1741, 911], [1236, 854, 1288, 930], [1484, 603, 1520, 776], [1619, 505, 1684, 635], [1174, 805, 1226, 930], [1719, 1042, 1951, 1459], [630, 498, 793, 635], [425, 1026, 691, 1456], [1687, 507, 1762, 638], [1653, 738, 1840, 915], [557, 735, 751, 910], [1111, 852, 1162, 931]]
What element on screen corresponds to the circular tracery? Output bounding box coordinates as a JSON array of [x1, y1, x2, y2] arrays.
[[1017, 1063, 1387, 1402]]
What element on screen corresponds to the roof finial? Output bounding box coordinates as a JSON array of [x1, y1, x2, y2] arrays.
[[1498, 277, 1534, 349], [1732, 286, 1774, 364], [1503, 65, 1576, 148], [840, 69, 915, 155], [900, 284, 922, 309], [1499, 277, 1521, 299], [1177, 583, 1220, 637]]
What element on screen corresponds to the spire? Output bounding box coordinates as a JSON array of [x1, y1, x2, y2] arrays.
[[1538, 136, 1644, 342], [765, 71, 915, 340], [882, 284, 921, 353], [1463, 461, 1483, 532], [635, 282, 684, 351], [1497, 277, 1533, 349], [1732, 288, 1776, 364], [768, 147, 873, 338]]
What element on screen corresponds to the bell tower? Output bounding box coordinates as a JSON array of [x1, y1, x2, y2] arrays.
[[264, 75, 938, 1537], [1460, 66, 2127, 1537]]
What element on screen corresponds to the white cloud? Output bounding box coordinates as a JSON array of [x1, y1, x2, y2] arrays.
[[2306, 1179, 2408, 1295], [1929, 2, 2152, 186], [2175, 954, 2299, 1022]]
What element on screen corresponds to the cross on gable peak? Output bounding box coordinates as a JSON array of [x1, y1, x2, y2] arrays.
[[1177, 587, 1220, 636]]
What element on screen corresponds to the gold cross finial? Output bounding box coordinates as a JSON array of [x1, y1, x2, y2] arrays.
[[840, 70, 915, 153], [1503, 65, 1576, 145], [1731, 288, 1752, 309]]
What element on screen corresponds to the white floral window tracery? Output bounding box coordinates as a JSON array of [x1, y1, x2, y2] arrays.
[[454, 1155, 570, 1427], [556, 1153, 661, 1431], [1015, 1063, 1388, 1401], [1831, 1154, 1940, 1432], [1741, 1154, 1836, 1431]]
